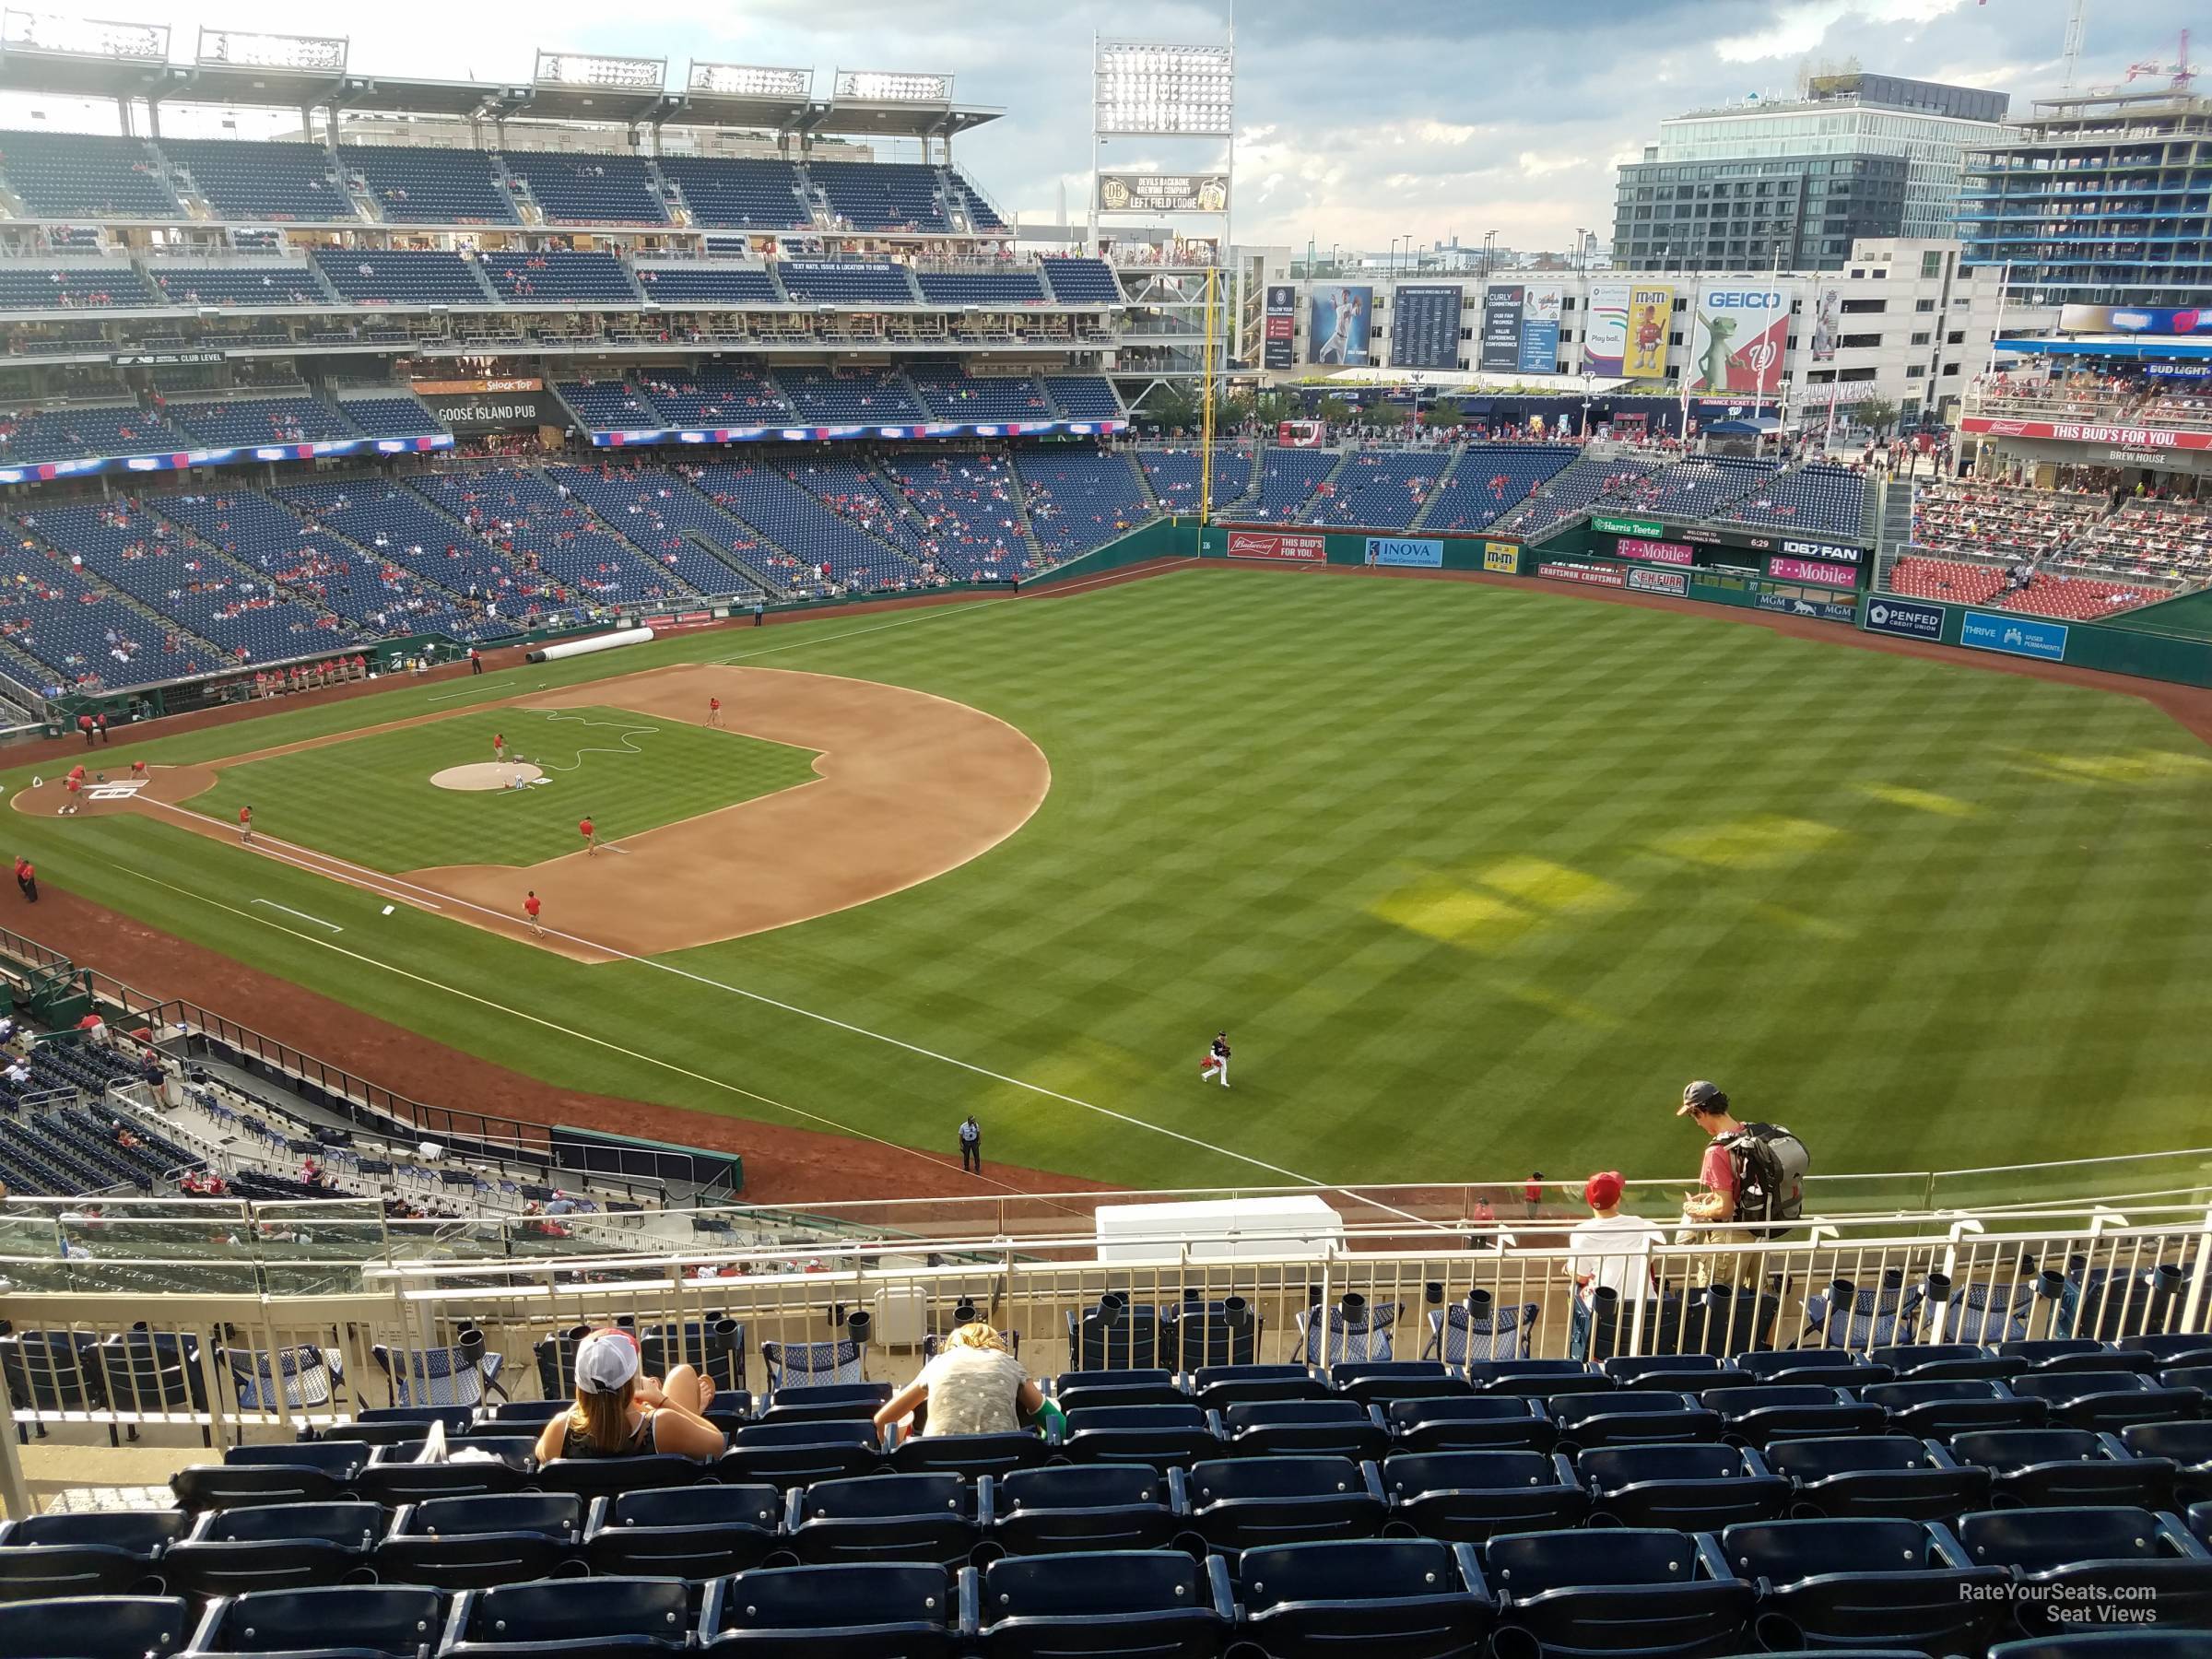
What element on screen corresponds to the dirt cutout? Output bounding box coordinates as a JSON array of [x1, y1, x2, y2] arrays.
[[13, 664, 1051, 962]]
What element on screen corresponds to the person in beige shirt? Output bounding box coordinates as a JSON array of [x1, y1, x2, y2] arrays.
[[875, 1322, 1041, 1438]]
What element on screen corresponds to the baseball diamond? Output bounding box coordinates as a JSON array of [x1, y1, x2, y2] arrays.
[[9, 560, 2212, 1192]]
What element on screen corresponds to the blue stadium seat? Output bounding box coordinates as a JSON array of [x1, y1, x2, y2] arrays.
[[0, 129, 180, 218], [1060, 1405, 1218, 1471], [501, 152, 666, 226], [1159, 1300, 1259, 1371], [889, 1430, 1044, 1481], [983, 1464, 1189, 1557], [0, 1508, 188, 1601], [1870, 1341, 2018, 1382], [808, 161, 952, 233], [1911, 1278, 2039, 1344], [1383, 1450, 1587, 1542], [1237, 1537, 1493, 1659], [1547, 1392, 1723, 1451], [2000, 1341, 2158, 1377], [532, 1452, 705, 1501], [759, 1382, 890, 1426], [1720, 1517, 2006, 1654], [161, 138, 347, 223], [1706, 1384, 1887, 1446], [1730, 1347, 1884, 1389], [1053, 1370, 1180, 1414], [1597, 1355, 1748, 1394], [185, 1583, 444, 1657], [1220, 1400, 1387, 1461], [371, 1493, 585, 1591], [0, 1593, 188, 1658], [1721, 464, 1868, 540], [584, 1484, 781, 1579], [1328, 1362, 1468, 1407], [716, 1419, 881, 1489], [1300, 451, 1448, 530], [698, 1562, 955, 1656], [966, 1549, 1234, 1659], [172, 1441, 371, 1510], [2122, 1335, 2212, 1372], [438, 1577, 689, 1656], [1042, 377, 1123, 422], [1038, 259, 1123, 305], [1577, 1442, 1792, 1531], [2123, 1421, 2212, 1505], [1186, 1366, 1328, 1411], [1868, 1377, 2049, 1437], [355, 1441, 531, 1507], [630, 264, 781, 305], [1383, 1394, 1556, 1454], [1419, 446, 1575, 532], [340, 146, 515, 226], [785, 1472, 979, 1568], [2012, 1371, 2204, 1431], [1953, 1428, 2179, 1509], [1763, 1433, 1991, 1522], [1958, 1506, 2212, 1636], [1467, 1361, 1612, 1401], [161, 1501, 382, 1599], [759, 1345, 873, 1394], [1481, 1529, 1752, 1659], [1293, 1300, 1403, 1367], [310, 248, 489, 306], [655, 157, 813, 231], [335, 1406, 477, 1446], [371, 1337, 505, 1409], [1185, 1454, 1384, 1552]]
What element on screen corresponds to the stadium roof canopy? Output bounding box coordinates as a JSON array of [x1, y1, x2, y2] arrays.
[[1995, 335, 2212, 363], [0, 38, 1002, 140]]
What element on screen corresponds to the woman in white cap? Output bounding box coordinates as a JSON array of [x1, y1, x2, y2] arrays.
[[532, 1326, 725, 1464]]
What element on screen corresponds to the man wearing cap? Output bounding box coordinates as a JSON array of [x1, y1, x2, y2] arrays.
[[1677, 1079, 1752, 1285], [531, 1326, 724, 1465], [1563, 1171, 1665, 1359]]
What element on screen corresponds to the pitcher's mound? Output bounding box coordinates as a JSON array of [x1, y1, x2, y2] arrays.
[[432, 761, 546, 793]]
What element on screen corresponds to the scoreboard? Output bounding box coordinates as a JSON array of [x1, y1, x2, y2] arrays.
[[1389, 284, 1464, 370]]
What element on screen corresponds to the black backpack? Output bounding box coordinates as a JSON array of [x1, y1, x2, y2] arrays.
[[1716, 1122, 1808, 1236]]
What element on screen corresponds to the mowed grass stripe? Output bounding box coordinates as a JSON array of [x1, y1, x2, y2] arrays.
[[10, 566, 2212, 1188], [187, 706, 818, 872]]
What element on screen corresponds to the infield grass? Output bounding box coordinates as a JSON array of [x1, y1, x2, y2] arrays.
[[13, 566, 2212, 1191], [185, 706, 818, 871]]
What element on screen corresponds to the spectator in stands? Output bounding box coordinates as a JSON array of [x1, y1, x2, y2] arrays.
[[1677, 1079, 1752, 1284], [533, 1325, 724, 1464], [1563, 1171, 1665, 1359], [5, 1058, 31, 1088], [873, 1321, 1041, 1439]]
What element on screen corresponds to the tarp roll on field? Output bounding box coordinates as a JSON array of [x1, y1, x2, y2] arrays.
[[527, 627, 656, 665]]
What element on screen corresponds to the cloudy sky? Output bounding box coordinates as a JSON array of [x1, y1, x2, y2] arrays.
[[6, 0, 2198, 252]]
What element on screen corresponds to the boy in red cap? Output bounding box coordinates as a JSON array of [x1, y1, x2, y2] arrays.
[[1564, 1171, 1664, 1359], [524, 889, 543, 936], [578, 815, 596, 855]]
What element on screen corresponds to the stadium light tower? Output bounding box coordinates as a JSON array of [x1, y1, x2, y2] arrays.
[[194, 28, 347, 74], [1088, 36, 1235, 255], [0, 7, 167, 59], [534, 49, 666, 91]]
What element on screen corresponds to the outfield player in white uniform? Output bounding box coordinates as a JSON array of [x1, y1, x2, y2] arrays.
[[1200, 1031, 1231, 1088]]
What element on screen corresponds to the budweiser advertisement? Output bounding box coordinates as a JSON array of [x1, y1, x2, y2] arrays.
[[1961, 416, 2212, 453], [1226, 530, 1328, 563]]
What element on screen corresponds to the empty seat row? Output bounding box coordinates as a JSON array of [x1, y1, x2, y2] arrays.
[[4, 1511, 2207, 1656]]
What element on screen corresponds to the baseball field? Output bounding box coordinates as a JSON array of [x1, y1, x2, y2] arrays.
[[9, 560, 2212, 1193]]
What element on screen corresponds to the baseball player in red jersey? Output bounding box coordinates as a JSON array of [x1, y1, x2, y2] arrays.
[[707, 696, 724, 728], [62, 776, 81, 816], [578, 816, 596, 855], [524, 889, 544, 936], [493, 732, 506, 761], [129, 758, 147, 778], [239, 805, 253, 844]]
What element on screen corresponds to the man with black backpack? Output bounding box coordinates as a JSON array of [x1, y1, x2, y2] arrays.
[[1676, 1080, 1809, 1285]]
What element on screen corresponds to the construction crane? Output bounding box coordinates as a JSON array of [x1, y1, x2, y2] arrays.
[[2060, 0, 2088, 92], [2124, 28, 2194, 92]]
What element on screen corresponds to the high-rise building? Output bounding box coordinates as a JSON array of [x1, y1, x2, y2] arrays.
[[1957, 87, 2212, 308], [1613, 73, 2008, 274]]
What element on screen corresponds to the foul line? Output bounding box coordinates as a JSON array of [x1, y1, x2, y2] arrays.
[[87, 857, 1077, 1205], [251, 900, 341, 934]]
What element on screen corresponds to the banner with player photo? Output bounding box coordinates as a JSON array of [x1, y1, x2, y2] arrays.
[[1688, 282, 1793, 394], [1098, 172, 1230, 214], [1309, 285, 1373, 366], [1582, 282, 1630, 376], [1518, 285, 1563, 373], [1479, 284, 1524, 371], [1264, 284, 1296, 371], [1622, 285, 1674, 379]]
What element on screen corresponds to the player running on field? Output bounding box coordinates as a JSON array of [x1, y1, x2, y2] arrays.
[[1200, 1031, 1231, 1088], [579, 815, 596, 856], [524, 889, 544, 937], [239, 805, 253, 844]]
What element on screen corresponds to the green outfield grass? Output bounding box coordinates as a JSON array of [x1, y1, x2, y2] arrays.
[[10, 565, 2212, 1190], [185, 705, 818, 871]]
